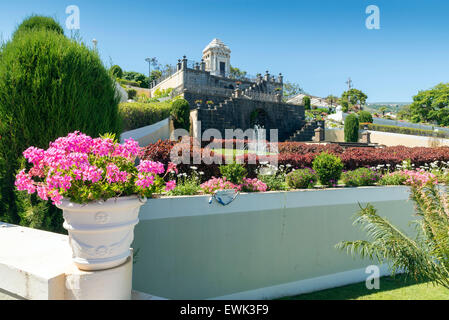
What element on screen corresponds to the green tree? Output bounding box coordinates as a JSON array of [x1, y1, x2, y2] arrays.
[[170, 99, 191, 132], [379, 106, 388, 116], [358, 110, 373, 123], [0, 17, 121, 231], [326, 95, 339, 108], [303, 96, 311, 110], [409, 83, 449, 126], [229, 66, 247, 80], [337, 183, 449, 289], [283, 81, 304, 100], [398, 105, 412, 120], [344, 114, 359, 142], [341, 89, 368, 111], [149, 70, 162, 83], [123, 71, 149, 88]]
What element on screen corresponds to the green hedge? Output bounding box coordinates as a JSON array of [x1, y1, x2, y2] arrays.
[[119, 101, 172, 131], [0, 20, 121, 230], [13, 15, 64, 39], [118, 78, 141, 87], [360, 123, 449, 139], [344, 114, 359, 142]]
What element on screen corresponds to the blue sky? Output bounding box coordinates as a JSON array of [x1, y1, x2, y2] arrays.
[[1, 0, 449, 102]]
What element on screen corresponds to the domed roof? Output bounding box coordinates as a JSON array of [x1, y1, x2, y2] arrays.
[[203, 38, 231, 54]]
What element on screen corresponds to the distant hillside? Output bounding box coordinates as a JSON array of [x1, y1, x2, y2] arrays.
[[367, 102, 411, 106], [365, 102, 411, 113]]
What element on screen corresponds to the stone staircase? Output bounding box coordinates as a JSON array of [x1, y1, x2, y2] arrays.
[[288, 121, 320, 142], [194, 91, 308, 142]]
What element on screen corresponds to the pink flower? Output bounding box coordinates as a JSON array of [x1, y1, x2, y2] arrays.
[[15, 132, 175, 204], [49, 189, 63, 206], [165, 180, 176, 192], [138, 160, 165, 175], [200, 177, 239, 194], [135, 174, 155, 188], [123, 138, 141, 158], [167, 162, 178, 174], [91, 138, 115, 157], [37, 185, 50, 201], [240, 178, 268, 192], [106, 163, 128, 183], [23, 147, 45, 167], [82, 166, 104, 183], [15, 170, 36, 194]]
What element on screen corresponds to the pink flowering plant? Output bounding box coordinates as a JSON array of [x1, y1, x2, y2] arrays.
[[200, 177, 240, 194], [15, 132, 177, 205], [240, 178, 268, 193], [402, 169, 438, 187], [200, 177, 268, 194]]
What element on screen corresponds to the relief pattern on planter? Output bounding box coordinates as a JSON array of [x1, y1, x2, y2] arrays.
[[69, 230, 133, 259]]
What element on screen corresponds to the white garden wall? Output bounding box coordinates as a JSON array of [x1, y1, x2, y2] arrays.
[[120, 118, 170, 147], [132, 186, 416, 300], [0, 186, 417, 300], [325, 128, 449, 147]]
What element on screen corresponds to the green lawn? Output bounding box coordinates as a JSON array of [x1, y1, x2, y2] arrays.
[[282, 275, 449, 300]]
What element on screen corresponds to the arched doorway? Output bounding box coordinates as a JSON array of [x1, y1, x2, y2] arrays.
[[250, 108, 269, 128]]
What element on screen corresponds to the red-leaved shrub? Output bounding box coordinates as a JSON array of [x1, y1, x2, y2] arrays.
[[141, 140, 449, 180]]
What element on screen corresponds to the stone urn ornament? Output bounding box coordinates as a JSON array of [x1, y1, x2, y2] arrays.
[[58, 196, 147, 271], [15, 132, 178, 271]]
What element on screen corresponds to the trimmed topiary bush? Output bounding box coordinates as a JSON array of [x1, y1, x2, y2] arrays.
[[286, 168, 317, 189], [170, 98, 191, 132], [358, 110, 373, 123], [344, 113, 360, 142], [13, 15, 64, 39], [0, 19, 121, 230], [312, 152, 344, 186]]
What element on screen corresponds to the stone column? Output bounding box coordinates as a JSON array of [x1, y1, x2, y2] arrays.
[[278, 73, 284, 84], [264, 71, 270, 81], [276, 93, 282, 103], [181, 56, 187, 70], [313, 127, 325, 142], [233, 88, 242, 99], [361, 131, 371, 144]]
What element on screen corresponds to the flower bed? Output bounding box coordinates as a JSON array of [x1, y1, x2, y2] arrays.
[[138, 139, 449, 197]]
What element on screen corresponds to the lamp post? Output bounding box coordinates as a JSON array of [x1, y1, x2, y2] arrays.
[[145, 58, 152, 90], [92, 39, 98, 50]]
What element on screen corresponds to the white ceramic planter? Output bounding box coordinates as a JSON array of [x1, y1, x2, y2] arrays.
[[57, 196, 147, 271]]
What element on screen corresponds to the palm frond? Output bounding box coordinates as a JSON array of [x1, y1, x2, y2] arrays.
[[336, 193, 449, 288]]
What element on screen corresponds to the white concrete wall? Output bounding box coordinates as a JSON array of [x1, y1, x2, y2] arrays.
[[150, 71, 183, 97], [120, 118, 170, 147], [133, 186, 416, 300], [325, 128, 449, 147], [0, 223, 133, 300], [0, 187, 418, 300]]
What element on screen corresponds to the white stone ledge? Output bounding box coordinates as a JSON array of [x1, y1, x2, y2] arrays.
[[0, 223, 135, 300]]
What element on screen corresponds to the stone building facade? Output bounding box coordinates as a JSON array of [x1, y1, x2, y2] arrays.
[[150, 39, 318, 142]]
